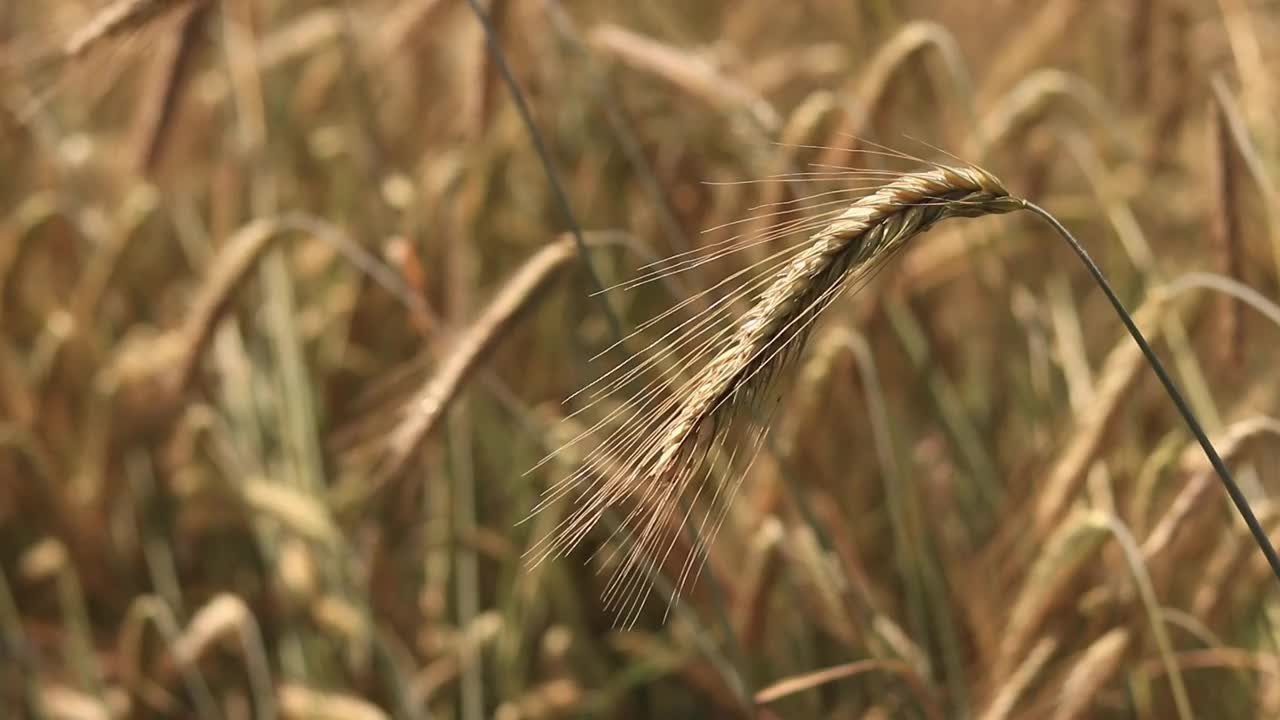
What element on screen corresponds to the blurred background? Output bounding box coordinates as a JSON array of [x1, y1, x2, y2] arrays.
[[2, 1, 1279, 718]]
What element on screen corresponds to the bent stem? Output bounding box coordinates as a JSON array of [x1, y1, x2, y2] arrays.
[[1022, 200, 1280, 586]]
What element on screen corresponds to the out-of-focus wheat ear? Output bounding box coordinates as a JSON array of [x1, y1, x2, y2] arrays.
[[96, 215, 421, 434], [239, 478, 342, 547], [1207, 93, 1245, 369], [732, 516, 783, 649], [279, 685, 389, 720], [968, 69, 1119, 160], [819, 21, 971, 168], [997, 511, 1107, 681], [745, 90, 840, 261], [979, 635, 1059, 720], [360, 236, 581, 502], [0, 194, 60, 321], [1216, 0, 1273, 123], [118, 595, 219, 719], [167, 217, 284, 396], [976, 0, 1084, 106], [375, 0, 448, 60], [163, 594, 274, 718], [586, 23, 780, 133], [1049, 629, 1130, 720], [39, 684, 128, 720], [745, 42, 847, 97], [1033, 290, 1173, 535], [19, 539, 104, 699], [63, 0, 193, 59], [1142, 416, 1280, 563]]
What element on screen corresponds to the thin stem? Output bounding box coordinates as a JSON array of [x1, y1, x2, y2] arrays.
[[462, 0, 623, 342], [1023, 200, 1280, 585]]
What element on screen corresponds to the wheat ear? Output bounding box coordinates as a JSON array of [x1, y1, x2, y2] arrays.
[[654, 166, 1018, 477], [537, 155, 1280, 627], [367, 236, 582, 494], [532, 164, 1021, 626]]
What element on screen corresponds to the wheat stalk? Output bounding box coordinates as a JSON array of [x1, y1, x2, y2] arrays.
[[533, 152, 1280, 628]]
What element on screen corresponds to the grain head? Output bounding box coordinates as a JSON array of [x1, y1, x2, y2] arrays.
[[531, 163, 1022, 626]]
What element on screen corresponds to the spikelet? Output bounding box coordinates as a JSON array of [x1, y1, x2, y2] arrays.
[[530, 163, 1021, 626]]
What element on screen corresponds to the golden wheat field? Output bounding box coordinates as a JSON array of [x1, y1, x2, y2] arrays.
[[3, 1, 1280, 718]]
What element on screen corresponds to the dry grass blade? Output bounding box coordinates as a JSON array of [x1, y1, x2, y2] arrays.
[[1092, 514, 1193, 719], [753, 658, 940, 719], [1215, 0, 1273, 120]]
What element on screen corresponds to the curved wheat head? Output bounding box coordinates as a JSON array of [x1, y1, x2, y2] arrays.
[[529, 160, 1023, 627]]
